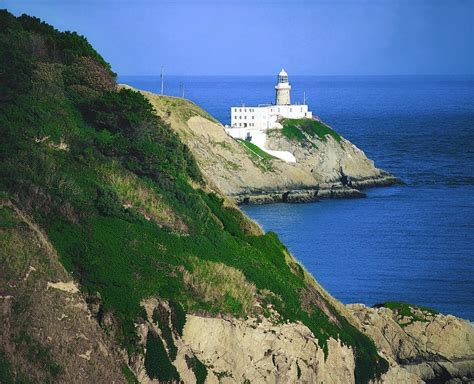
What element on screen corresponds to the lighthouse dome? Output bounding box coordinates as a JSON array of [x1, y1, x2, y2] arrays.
[[277, 69, 289, 84]]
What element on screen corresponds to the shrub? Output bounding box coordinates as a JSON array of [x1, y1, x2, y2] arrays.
[[144, 330, 179, 382], [169, 300, 186, 337], [152, 304, 177, 361], [185, 355, 208, 384]]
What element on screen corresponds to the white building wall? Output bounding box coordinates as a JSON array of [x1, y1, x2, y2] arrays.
[[231, 105, 312, 130]]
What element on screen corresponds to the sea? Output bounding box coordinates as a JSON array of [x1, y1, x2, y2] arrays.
[[120, 75, 474, 321]]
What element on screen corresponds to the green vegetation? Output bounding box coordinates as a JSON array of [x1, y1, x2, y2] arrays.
[[0, 10, 387, 383], [0, 352, 16, 384], [144, 331, 180, 382], [278, 118, 342, 144], [148, 94, 220, 124], [13, 331, 62, 380], [185, 356, 208, 384], [237, 139, 276, 160], [152, 304, 178, 360], [169, 301, 186, 337], [374, 301, 439, 328], [236, 139, 275, 171], [183, 257, 257, 315], [121, 365, 139, 384]]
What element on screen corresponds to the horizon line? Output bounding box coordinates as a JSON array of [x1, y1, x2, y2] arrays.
[[118, 73, 474, 78]]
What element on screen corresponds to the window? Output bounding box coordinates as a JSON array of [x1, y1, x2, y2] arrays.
[[252, 116, 254, 119], [244, 116, 247, 119], [290, 108, 292, 112], [239, 109, 242, 112]]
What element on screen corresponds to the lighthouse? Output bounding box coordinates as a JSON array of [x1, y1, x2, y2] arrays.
[[275, 69, 291, 105], [227, 68, 312, 145], [226, 68, 312, 161]]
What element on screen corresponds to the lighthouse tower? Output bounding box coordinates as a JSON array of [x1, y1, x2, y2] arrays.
[[275, 69, 291, 105]]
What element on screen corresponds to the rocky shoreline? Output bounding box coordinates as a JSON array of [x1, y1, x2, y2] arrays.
[[348, 303, 474, 383], [232, 172, 402, 205]]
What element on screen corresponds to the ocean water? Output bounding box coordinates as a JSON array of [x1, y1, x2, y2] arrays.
[[120, 75, 474, 320]]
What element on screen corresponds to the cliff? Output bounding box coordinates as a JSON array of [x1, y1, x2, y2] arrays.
[[130, 90, 399, 204], [0, 10, 472, 384]]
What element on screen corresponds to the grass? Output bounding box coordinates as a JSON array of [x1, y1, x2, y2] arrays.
[[14, 331, 63, 380], [236, 139, 275, 172], [146, 94, 220, 124], [374, 301, 439, 328], [99, 162, 185, 230], [236, 139, 276, 160], [121, 365, 139, 384], [279, 118, 342, 143], [0, 352, 16, 384], [183, 257, 257, 315]]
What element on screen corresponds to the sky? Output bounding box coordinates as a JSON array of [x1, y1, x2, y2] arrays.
[[3, 0, 474, 76]]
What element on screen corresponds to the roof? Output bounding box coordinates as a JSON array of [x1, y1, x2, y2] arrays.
[[278, 68, 288, 77]]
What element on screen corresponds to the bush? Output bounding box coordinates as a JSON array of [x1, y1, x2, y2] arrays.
[[144, 331, 179, 382], [185, 355, 208, 384]]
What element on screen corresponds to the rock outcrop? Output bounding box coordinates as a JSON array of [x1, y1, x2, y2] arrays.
[[129, 89, 400, 204], [182, 315, 355, 384], [130, 299, 474, 384], [348, 303, 474, 383]]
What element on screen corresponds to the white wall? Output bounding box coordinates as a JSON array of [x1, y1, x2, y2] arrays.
[[231, 105, 312, 129]]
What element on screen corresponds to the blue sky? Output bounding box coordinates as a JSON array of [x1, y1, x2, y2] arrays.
[[3, 0, 474, 76]]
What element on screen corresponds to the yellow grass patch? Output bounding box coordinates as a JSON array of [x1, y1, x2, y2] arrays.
[[99, 163, 187, 232], [184, 258, 256, 314]]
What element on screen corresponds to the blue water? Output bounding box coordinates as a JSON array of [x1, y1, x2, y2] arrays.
[[120, 75, 474, 320]]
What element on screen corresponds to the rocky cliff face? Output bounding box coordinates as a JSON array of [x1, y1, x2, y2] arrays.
[[131, 89, 399, 204], [349, 303, 474, 383]]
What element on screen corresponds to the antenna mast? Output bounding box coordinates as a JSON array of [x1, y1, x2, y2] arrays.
[[303, 91, 306, 105], [160, 67, 164, 95]]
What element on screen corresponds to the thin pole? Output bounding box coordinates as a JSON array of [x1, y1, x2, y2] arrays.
[[303, 91, 306, 105], [160, 67, 164, 95]]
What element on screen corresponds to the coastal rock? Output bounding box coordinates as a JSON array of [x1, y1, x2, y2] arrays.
[[131, 88, 400, 204], [182, 314, 356, 383], [348, 303, 474, 383]]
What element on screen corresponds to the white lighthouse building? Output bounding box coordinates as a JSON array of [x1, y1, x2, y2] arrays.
[[224, 69, 312, 162], [275, 68, 291, 105]]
